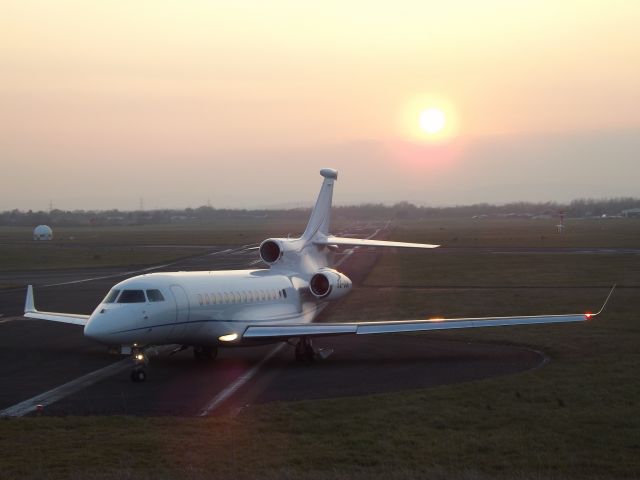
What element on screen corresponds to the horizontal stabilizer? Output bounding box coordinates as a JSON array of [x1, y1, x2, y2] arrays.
[[314, 236, 439, 249], [24, 285, 90, 326]]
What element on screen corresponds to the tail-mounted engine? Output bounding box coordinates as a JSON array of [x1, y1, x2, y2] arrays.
[[258, 236, 324, 269], [259, 239, 285, 264], [309, 268, 352, 301]]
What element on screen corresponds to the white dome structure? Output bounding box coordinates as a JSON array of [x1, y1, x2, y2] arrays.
[[33, 225, 53, 241]]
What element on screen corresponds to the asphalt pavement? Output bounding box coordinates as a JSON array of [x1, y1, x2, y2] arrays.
[[0, 231, 544, 417]]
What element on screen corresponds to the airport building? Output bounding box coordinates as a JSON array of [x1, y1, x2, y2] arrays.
[[621, 208, 640, 218]]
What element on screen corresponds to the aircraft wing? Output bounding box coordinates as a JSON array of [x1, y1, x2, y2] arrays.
[[243, 286, 615, 340], [314, 236, 439, 249], [23, 285, 90, 326]]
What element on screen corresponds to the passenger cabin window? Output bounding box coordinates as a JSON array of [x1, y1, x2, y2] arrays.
[[146, 289, 165, 302], [103, 289, 120, 303], [118, 290, 146, 303]]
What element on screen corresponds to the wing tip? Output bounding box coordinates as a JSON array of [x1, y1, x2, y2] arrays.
[[593, 284, 616, 317]]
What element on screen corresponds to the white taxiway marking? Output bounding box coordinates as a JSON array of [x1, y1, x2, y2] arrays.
[[3, 229, 375, 417], [43, 264, 173, 287], [40, 244, 258, 288], [208, 248, 233, 256], [198, 343, 286, 416], [0, 315, 20, 325], [0, 358, 131, 417]]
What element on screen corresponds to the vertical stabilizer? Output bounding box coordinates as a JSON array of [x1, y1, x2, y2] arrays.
[[302, 168, 337, 240]]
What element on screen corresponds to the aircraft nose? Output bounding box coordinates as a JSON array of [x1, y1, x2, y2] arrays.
[[83, 317, 98, 340], [84, 313, 109, 342]]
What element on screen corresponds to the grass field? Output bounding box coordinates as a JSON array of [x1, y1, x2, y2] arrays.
[[0, 221, 291, 271], [0, 219, 360, 272], [0, 218, 639, 479]]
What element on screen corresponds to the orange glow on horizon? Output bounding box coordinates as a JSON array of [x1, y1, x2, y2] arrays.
[[384, 135, 466, 172]]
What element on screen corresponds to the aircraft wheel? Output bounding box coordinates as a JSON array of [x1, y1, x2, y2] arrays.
[[295, 338, 316, 362], [131, 369, 146, 383]]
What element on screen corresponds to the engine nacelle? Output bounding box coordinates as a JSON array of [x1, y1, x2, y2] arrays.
[[259, 239, 284, 264], [309, 268, 352, 301]]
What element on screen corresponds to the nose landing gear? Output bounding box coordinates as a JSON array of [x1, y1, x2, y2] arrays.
[[130, 347, 149, 383]]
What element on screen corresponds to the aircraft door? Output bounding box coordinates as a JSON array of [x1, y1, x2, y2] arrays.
[[168, 285, 190, 341]]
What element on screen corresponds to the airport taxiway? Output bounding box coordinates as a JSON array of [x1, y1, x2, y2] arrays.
[[0, 315, 542, 417], [0, 232, 548, 417]]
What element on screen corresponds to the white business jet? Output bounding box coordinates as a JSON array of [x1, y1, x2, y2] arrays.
[[24, 169, 613, 382]]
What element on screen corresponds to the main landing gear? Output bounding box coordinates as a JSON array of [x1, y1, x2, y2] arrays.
[[294, 337, 333, 362], [128, 345, 218, 382]]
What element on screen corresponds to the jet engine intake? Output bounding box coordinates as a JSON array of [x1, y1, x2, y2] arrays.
[[259, 239, 283, 264], [309, 269, 352, 301]]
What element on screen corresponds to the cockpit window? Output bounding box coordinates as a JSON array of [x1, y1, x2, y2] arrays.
[[146, 289, 165, 302], [118, 290, 146, 303], [103, 289, 120, 303]]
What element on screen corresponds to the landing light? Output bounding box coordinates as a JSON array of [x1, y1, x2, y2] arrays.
[[585, 313, 593, 320], [135, 353, 145, 361], [219, 333, 238, 342]]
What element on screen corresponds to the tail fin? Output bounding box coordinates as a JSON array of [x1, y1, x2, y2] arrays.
[[302, 168, 337, 240]]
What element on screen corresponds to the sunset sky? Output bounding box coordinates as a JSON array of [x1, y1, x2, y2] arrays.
[[2, 1, 639, 210]]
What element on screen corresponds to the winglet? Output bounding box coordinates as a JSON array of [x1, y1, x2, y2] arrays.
[[25, 285, 36, 314], [593, 284, 616, 317]]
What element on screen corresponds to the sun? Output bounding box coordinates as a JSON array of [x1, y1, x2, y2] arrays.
[[399, 94, 459, 144], [419, 108, 446, 134]]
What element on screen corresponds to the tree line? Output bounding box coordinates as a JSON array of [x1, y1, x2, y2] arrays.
[[1, 197, 639, 227]]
